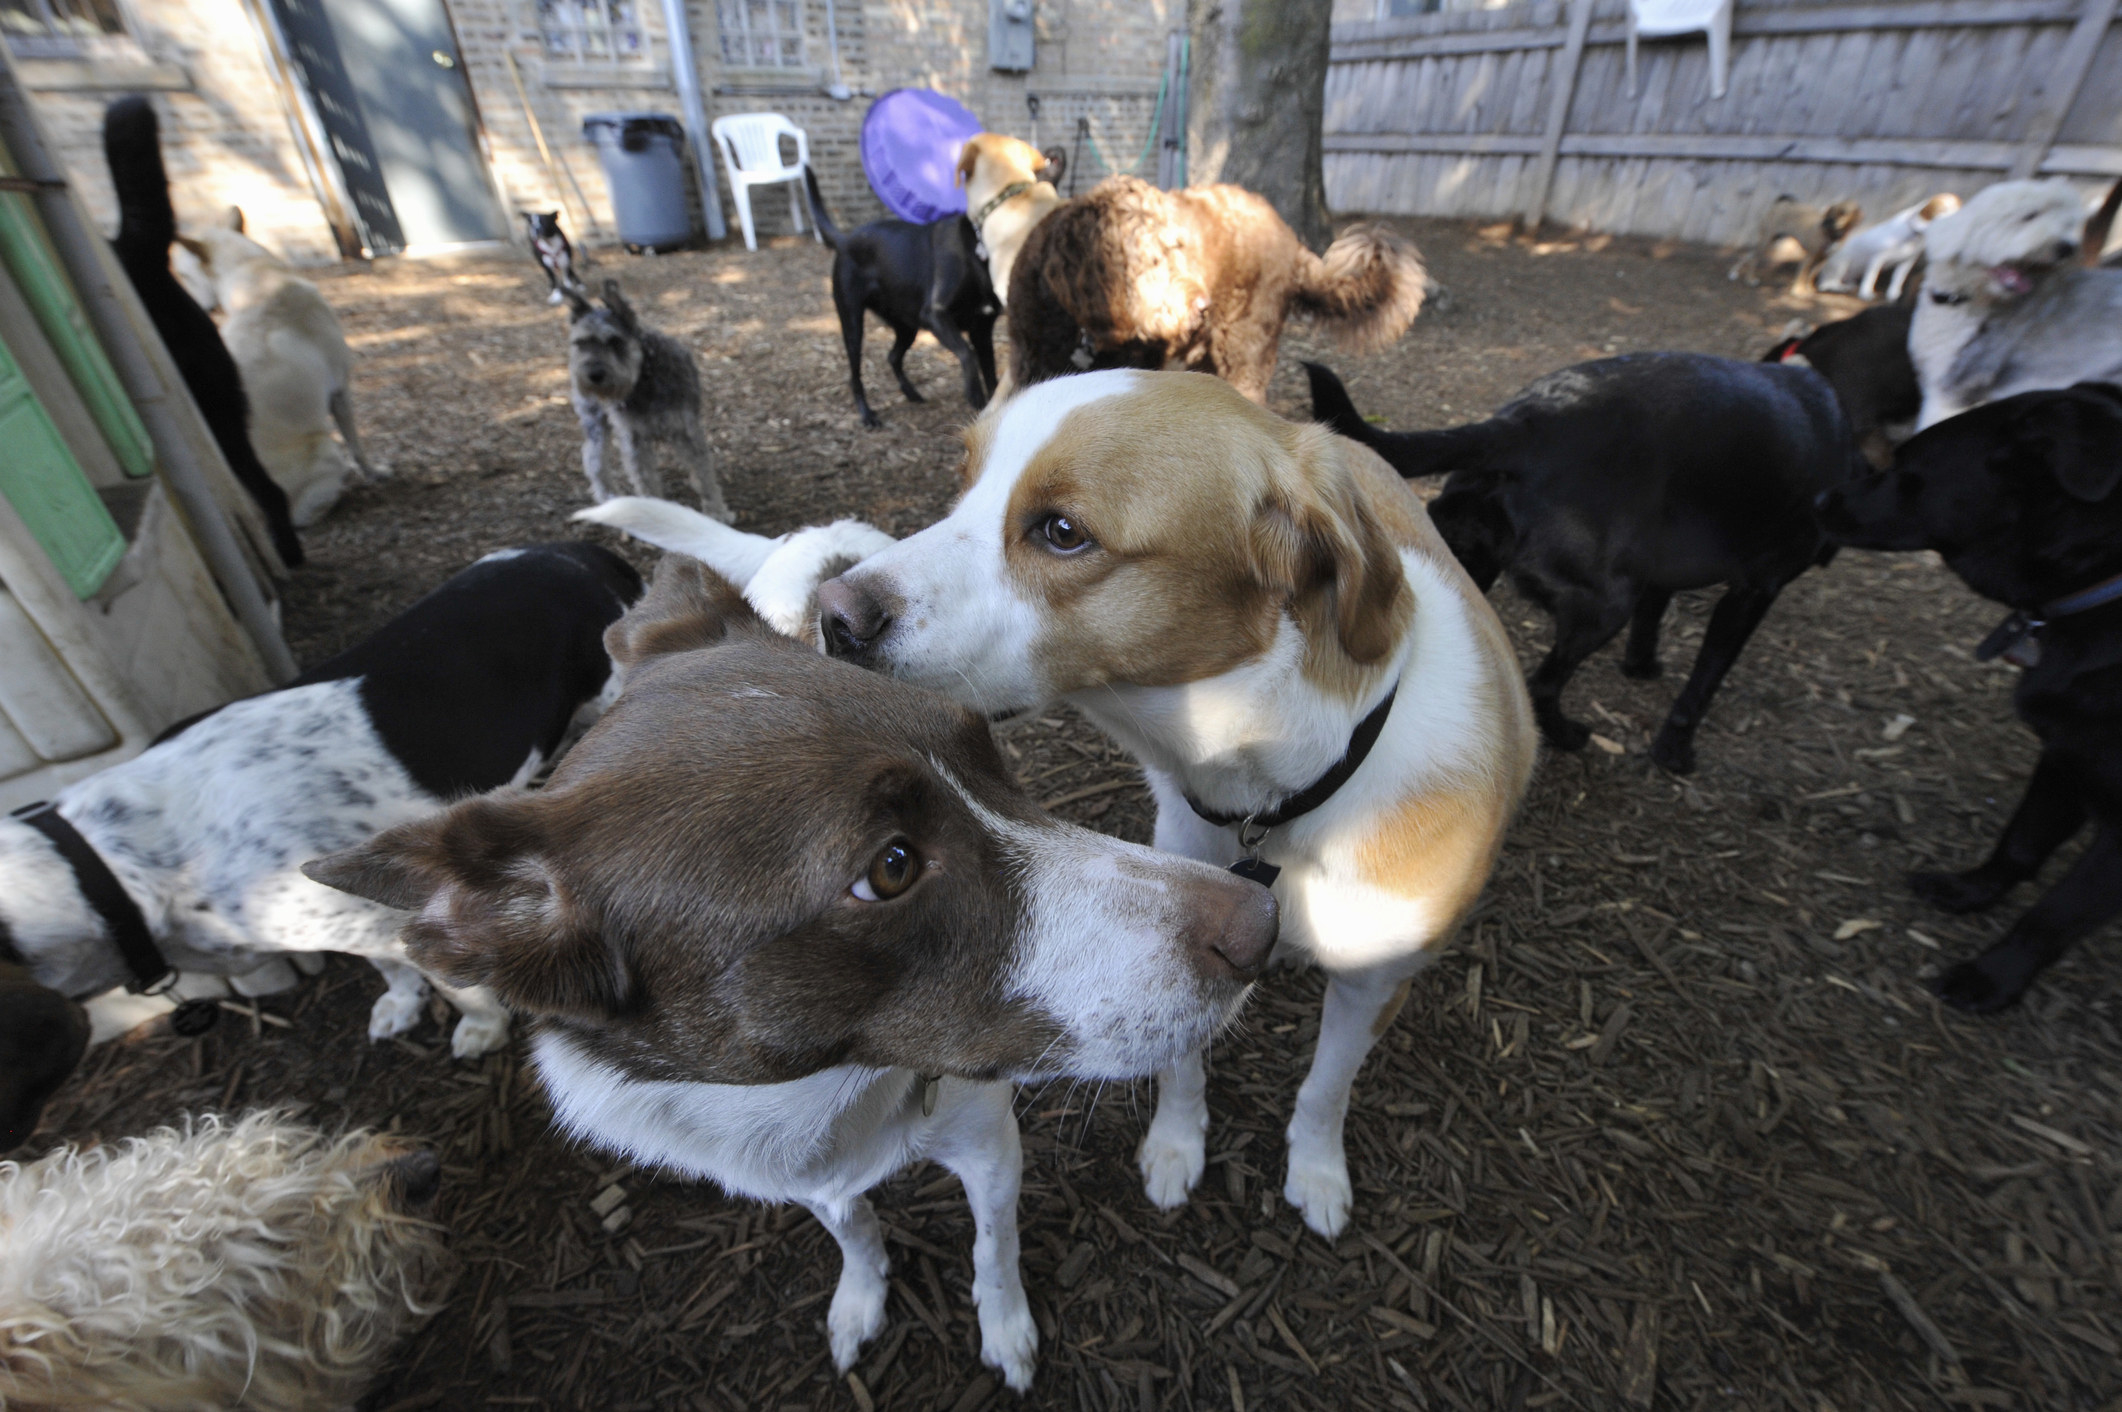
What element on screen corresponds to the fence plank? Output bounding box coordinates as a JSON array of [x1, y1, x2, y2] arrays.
[[1525, 0, 1595, 224], [2008, 0, 2122, 176]]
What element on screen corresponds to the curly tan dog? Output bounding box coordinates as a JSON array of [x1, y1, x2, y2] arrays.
[[0, 1112, 451, 1411], [1005, 176, 1429, 402]]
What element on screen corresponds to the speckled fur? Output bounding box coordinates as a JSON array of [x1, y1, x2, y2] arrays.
[[567, 280, 726, 517], [0, 680, 512, 1057]]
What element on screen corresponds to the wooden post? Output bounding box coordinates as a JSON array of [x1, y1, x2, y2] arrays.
[[1524, 0, 1596, 229], [2008, 0, 2119, 178]]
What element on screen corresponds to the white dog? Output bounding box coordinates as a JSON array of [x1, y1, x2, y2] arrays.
[[0, 1112, 451, 1411], [1815, 193, 1960, 301], [1911, 179, 2122, 429], [181, 208, 384, 525]]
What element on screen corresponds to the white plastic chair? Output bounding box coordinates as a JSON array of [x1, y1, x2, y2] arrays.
[[710, 113, 814, 251], [1627, 0, 1734, 100]]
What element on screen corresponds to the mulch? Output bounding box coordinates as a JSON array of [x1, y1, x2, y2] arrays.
[[26, 217, 2122, 1412]]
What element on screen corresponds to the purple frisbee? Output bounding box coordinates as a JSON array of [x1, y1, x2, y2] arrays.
[[861, 89, 982, 223]]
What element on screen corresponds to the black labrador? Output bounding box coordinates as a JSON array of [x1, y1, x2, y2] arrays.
[[1309, 355, 1860, 773], [803, 167, 998, 429], [1764, 301, 1919, 470], [1817, 381, 2122, 1013]]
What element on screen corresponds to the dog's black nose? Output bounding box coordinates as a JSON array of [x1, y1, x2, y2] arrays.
[[391, 1148, 442, 1206], [586, 368, 607, 385], [818, 577, 890, 660]]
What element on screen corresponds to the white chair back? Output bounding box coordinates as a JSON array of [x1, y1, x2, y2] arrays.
[[712, 113, 807, 175]]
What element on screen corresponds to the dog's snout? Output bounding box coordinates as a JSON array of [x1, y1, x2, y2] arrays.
[[1181, 874, 1280, 983], [390, 1148, 442, 1206], [585, 367, 607, 385], [818, 577, 890, 660]]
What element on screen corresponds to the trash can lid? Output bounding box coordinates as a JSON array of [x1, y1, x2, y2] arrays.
[[861, 89, 982, 224]]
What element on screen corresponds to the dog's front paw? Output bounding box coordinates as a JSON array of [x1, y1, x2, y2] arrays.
[[976, 1288, 1038, 1393], [859, 411, 884, 431], [827, 1267, 889, 1373], [1138, 1128, 1206, 1210], [367, 987, 425, 1041], [1934, 952, 2031, 1015], [450, 1010, 511, 1059], [1538, 714, 1592, 752], [1283, 1150, 1354, 1240], [1910, 868, 2012, 914], [1648, 725, 1696, 775]]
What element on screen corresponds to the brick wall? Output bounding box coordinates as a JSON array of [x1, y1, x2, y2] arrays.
[[15, 0, 1183, 264]]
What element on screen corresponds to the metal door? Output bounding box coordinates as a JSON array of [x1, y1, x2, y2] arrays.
[[268, 0, 408, 254]]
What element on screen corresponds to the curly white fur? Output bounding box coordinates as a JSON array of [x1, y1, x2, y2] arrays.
[[0, 1113, 451, 1411]]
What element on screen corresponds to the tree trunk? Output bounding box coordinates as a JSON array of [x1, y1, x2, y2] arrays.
[[1185, 0, 1335, 252]]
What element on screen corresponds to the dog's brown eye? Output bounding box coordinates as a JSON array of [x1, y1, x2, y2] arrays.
[[1040, 514, 1091, 553], [853, 842, 918, 901]]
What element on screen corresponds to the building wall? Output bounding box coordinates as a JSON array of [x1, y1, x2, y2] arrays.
[[13, 0, 1180, 264], [13, 0, 343, 263]]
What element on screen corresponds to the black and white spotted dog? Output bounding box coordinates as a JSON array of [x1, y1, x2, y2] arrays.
[[524, 209, 583, 306], [567, 279, 728, 518], [0, 543, 642, 1086]]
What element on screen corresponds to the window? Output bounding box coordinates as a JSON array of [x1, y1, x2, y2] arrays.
[[1382, 0, 1442, 14], [718, 0, 805, 69], [535, 0, 647, 63], [0, 0, 130, 59]]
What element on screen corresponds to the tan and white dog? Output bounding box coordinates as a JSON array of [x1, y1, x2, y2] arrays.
[[180, 208, 384, 525], [955, 133, 1063, 308], [810, 370, 1538, 1238]]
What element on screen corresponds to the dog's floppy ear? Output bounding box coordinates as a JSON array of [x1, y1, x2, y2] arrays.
[[563, 284, 594, 319], [1823, 202, 1862, 241], [604, 553, 769, 668], [303, 793, 626, 1018], [2026, 384, 2122, 502], [955, 136, 981, 189], [1039, 146, 1065, 184], [1251, 431, 1407, 666]]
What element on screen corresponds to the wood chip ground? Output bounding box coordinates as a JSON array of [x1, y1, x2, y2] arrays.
[[29, 218, 2122, 1411]]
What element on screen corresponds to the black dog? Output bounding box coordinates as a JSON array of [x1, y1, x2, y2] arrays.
[[1817, 383, 2122, 1013], [802, 166, 997, 429], [103, 96, 304, 568], [1309, 355, 1860, 773], [1765, 302, 1919, 470], [523, 209, 583, 305]]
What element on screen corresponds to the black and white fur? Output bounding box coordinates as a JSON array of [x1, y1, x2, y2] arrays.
[[524, 210, 583, 306], [103, 96, 305, 568], [0, 543, 641, 1062], [567, 279, 728, 517]]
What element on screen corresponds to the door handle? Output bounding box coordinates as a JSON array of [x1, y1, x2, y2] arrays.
[[431, 49, 455, 67]]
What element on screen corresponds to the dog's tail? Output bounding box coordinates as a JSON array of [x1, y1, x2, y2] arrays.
[[575, 497, 780, 584], [1292, 224, 1430, 354], [1304, 363, 1490, 479], [103, 96, 176, 264], [802, 166, 842, 252]]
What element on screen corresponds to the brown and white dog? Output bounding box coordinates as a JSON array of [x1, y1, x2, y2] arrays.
[[1005, 178, 1429, 403], [955, 132, 1064, 309], [306, 556, 1277, 1388], [1728, 195, 1864, 294], [815, 370, 1536, 1238]]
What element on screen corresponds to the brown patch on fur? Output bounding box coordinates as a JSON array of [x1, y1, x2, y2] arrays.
[[1371, 977, 1413, 1038], [992, 374, 1417, 699], [1354, 784, 1511, 922], [1006, 177, 1427, 403]]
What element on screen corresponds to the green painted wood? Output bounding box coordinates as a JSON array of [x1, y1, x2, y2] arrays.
[[0, 143, 155, 479], [0, 333, 126, 597]]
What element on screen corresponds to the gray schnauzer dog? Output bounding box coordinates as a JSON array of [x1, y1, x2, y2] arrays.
[[567, 279, 728, 517]]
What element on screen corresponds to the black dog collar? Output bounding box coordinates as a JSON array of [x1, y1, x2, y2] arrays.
[[1186, 686, 1400, 888], [971, 180, 1035, 231], [1973, 570, 2122, 668], [9, 803, 219, 1034]]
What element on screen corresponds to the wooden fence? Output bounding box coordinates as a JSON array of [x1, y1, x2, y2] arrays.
[[1323, 0, 2122, 246]]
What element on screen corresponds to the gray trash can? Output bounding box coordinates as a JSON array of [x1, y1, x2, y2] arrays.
[[583, 112, 693, 251]]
